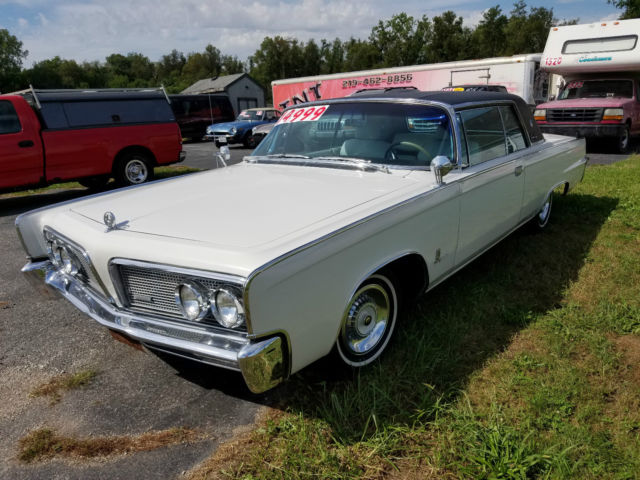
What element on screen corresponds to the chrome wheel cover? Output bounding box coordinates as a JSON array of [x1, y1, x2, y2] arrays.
[[125, 159, 148, 184], [538, 198, 551, 224], [338, 274, 396, 365]]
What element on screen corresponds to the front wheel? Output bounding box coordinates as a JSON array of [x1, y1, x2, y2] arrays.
[[114, 153, 154, 186], [335, 273, 399, 367], [617, 124, 631, 154]]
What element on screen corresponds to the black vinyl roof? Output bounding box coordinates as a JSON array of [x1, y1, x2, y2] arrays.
[[347, 88, 521, 105], [340, 89, 544, 143]]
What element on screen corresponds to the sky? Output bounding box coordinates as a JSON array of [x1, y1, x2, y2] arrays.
[[0, 0, 622, 67]]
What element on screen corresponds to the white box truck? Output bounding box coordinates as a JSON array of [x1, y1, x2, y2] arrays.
[[272, 54, 550, 110], [534, 18, 640, 152]]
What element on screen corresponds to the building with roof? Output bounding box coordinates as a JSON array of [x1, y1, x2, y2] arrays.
[[181, 73, 265, 115]]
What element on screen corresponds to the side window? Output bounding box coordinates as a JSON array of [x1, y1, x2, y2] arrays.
[[499, 106, 528, 153], [63, 99, 174, 127], [459, 107, 506, 166], [0, 100, 22, 134]]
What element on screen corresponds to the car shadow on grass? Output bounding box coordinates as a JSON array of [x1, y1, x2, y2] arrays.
[[262, 192, 619, 443]]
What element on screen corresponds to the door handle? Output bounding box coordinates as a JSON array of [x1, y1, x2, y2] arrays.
[[18, 140, 34, 148], [514, 165, 523, 176]]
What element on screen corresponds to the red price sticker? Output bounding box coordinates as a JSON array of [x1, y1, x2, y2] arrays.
[[277, 105, 329, 124]]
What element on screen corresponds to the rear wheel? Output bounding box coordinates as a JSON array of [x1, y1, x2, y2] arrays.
[[114, 153, 154, 186], [529, 191, 553, 231], [243, 133, 256, 149], [334, 273, 399, 367]]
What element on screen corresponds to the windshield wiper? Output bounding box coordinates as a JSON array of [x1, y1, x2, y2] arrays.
[[313, 156, 390, 173], [265, 153, 312, 159]]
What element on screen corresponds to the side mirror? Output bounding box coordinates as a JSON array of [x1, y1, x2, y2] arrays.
[[215, 144, 231, 167], [430, 156, 453, 185]]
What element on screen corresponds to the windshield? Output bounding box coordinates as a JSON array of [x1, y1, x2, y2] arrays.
[[558, 79, 634, 99], [237, 110, 263, 120], [252, 102, 453, 168]]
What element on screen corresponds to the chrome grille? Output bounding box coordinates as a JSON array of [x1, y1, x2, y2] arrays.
[[547, 108, 602, 122], [116, 264, 235, 323]]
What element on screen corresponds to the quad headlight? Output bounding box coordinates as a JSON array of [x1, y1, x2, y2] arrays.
[[175, 282, 208, 321], [45, 232, 81, 277], [174, 282, 245, 329], [211, 289, 245, 329]]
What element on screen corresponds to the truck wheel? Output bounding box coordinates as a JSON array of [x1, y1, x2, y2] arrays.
[[115, 153, 154, 186], [334, 273, 399, 368], [79, 175, 110, 191], [617, 125, 631, 154]]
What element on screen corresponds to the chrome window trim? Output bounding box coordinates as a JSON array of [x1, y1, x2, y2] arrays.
[[43, 225, 112, 301]]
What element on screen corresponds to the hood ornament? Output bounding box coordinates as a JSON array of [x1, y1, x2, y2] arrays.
[[103, 211, 128, 232]]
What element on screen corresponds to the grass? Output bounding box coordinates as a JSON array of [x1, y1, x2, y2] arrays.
[[0, 165, 200, 198], [18, 427, 201, 463], [30, 369, 98, 405], [187, 155, 640, 479]]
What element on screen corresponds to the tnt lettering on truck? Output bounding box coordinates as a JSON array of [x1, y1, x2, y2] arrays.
[[0, 88, 185, 193], [535, 18, 640, 153], [272, 54, 550, 110]]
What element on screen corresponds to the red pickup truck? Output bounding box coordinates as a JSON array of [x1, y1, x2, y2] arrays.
[[0, 89, 185, 192]]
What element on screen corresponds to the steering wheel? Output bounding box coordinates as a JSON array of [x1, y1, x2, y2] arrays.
[[384, 141, 432, 163]]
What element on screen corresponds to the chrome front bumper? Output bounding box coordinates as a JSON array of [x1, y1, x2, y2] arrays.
[[22, 260, 286, 393]]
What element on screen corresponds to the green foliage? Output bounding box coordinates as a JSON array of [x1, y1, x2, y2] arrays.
[[0, 28, 28, 92], [608, 0, 640, 19]]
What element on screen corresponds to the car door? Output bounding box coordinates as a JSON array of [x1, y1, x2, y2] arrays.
[[454, 104, 526, 265], [0, 99, 42, 190]]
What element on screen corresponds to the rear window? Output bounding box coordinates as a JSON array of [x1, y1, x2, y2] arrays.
[[40, 99, 175, 129], [0, 100, 21, 134]]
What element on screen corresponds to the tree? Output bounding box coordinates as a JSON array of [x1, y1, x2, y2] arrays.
[[471, 6, 508, 58], [503, 1, 556, 55], [156, 49, 187, 90], [370, 13, 422, 67], [320, 38, 344, 74], [343, 38, 381, 71], [607, 0, 640, 19], [428, 11, 472, 63], [0, 29, 28, 92], [105, 52, 154, 87], [25, 57, 88, 89]]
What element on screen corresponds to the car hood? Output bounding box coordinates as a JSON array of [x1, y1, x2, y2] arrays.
[[69, 163, 419, 251], [210, 120, 262, 132], [537, 97, 631, 109]]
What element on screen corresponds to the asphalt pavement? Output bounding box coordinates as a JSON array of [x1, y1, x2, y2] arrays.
[[0, 188, 271, 479]]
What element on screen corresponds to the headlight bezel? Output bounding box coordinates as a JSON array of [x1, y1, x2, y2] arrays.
[[175, 282, 209, 322], [210, 288, 246, 329]]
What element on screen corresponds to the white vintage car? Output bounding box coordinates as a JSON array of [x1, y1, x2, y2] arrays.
[[17, 91, 587, 393]]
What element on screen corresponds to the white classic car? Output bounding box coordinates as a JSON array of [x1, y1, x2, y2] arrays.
[[17, 91, 587, 393]]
